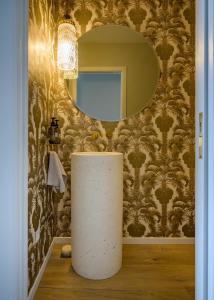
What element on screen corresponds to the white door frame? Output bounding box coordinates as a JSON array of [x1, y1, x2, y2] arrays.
[[196, 0, 214, 299], [0, 0, 28, 299], [206, 1, 214, 298], [0, 0, 213, 299]]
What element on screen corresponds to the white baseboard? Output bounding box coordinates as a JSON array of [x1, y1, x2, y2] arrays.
[[53, 237, 195, 245], [28, 239, 54, 300]]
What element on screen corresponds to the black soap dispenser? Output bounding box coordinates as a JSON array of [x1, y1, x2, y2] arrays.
[[48, 117, 61, 144], [54, 119, 61, 144], [48, 117, 56, 144]]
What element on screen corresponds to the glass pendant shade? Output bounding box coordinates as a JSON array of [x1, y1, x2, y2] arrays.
[[57, 22, 78, 79]]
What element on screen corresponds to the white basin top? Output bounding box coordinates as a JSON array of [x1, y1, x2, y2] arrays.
[[72, 152, 122, 157]]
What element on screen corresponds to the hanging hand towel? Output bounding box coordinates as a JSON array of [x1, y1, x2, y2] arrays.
[[47, 151, 67, 193]]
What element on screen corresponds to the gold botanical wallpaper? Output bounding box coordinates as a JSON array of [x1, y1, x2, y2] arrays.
[[28, 0, 57, 290], [55, 0, 195, 238], [28, 0, 195, 290]]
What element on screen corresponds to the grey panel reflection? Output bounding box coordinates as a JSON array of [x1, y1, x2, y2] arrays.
[[77, 72, 121, 121]]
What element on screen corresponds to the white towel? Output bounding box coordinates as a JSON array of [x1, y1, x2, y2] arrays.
[[47, 151, 67, 193]]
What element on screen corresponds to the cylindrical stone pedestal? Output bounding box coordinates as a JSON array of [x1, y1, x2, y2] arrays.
[[71, 152, 123, 280]]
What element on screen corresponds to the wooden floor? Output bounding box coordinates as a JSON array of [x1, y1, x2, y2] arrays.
[[34, 244, 195, 300]]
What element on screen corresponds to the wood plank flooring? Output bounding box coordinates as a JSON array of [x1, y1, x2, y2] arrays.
[[34, 244, 194, 300]]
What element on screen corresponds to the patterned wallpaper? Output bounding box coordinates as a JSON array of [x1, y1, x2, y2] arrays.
[[28, 0, 57, 290], [55, 0, 195, 238], [28, 0, 195, 290]]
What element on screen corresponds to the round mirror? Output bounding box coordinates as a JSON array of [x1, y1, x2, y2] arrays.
[[67, 24, 160, 121]]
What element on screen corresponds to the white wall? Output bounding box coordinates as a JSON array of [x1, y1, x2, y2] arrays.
[[207, 0, 214, 298], [0, 0, 28, 299], [196, 0, 214, 299], [195, 1, 207, 299]]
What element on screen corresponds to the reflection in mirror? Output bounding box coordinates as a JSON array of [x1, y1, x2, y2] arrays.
[[65, 24, 160, 121], [75, 66, 126, 121]]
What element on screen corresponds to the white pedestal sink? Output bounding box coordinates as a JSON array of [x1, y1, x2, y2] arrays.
[[71, 152, 123, 280]]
